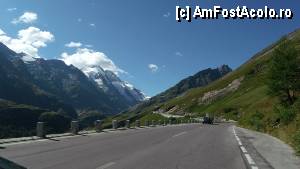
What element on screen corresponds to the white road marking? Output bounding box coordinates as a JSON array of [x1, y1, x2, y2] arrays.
[[96, 162, 116, 169], [233, 127, 258, 168], [240, 146, 247, 153], [172, 131, 187, 138], [245, 154, 256, 165]]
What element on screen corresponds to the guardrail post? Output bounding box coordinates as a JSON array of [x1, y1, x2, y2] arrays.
[[144, 120, 149, 127], [37, 122, 45, 138], [135, 120, 140, 128], [95, 120, 103, 132], [112, 120, 118, 129], [71, 121, 79, 135], [152, 120, 156, 127], [125, 120, 130, 129], [158, 120, 162, 126]]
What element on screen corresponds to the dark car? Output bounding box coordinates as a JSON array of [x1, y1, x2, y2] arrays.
[[202, 117, 214, 124]]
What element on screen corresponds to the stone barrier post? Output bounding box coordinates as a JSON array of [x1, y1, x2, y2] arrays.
[[95, 120, 103, 132], [144, 120, 148, 127], [112, 120, 118, 129], [135, 120, 140, 128], [37, 122, 45, 138], [71, 121, 79, 135], [152, 120, 156, 127], [125, 120, 130, 128]]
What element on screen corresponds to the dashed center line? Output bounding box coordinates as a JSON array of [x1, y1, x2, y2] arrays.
[[96, 162, 116, 169], [172, 131, 187, 138]]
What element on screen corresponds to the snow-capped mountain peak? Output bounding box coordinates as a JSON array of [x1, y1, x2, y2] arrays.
[[81, 65, 146, 103], [20, 53, 37, 63]]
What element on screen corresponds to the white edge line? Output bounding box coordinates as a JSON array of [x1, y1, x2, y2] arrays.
[[245, 154, 256, 165], [233, 127, 258, 169], [240, 146, 247, 153]]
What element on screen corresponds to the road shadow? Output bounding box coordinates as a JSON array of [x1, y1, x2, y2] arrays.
[[118, 128, 129, 131], [0, 146, 5, 149], [202, 123, 219, 126], [77, 133, 89, 137], [46, 137, 60, 142]]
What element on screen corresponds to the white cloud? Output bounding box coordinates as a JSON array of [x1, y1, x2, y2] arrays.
[[61, 48, 125, 75], [85, 44, 93, 48], [7, 8, 17, 12], [175, 51, 183, 56], [0, 29, 5, 35], [12, 12, 38, 24], [0, 27, 54, 57], [89, 23, 96, 27], [77, 18, 82, 22], [65, 41, 82, 48], [163, 12, 171, 18], [148, 64, 159, 73]]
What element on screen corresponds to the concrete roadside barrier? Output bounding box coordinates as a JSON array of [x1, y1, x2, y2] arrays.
[[135, 120, 140, 128], [112, 120, 118, 129], [37, 122, 45, 138], [71, 121, 79, 135], [151, 120, 156, 127], [125, 120, 130, 129], [144, 120, 149, 127], [158, 120, 162, 126], [95, 120, 103, 132], [164, 120, 167, 126]]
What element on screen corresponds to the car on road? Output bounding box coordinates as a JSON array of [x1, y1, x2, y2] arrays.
[[202, 116, 214, 124]]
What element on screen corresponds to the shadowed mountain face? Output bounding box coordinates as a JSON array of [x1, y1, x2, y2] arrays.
[[0, 43, 77, 118], [154, 64, 232, 103], [123, 65, 232, 116], [0, 43, 145, 115]]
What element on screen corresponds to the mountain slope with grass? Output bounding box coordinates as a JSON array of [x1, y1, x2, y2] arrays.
[[108, 65, 232, 127], [120, 28, 300, 154]]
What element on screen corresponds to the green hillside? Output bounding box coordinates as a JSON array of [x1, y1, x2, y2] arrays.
[[161, 29, 300, 153], [121, 28, 300, 154]]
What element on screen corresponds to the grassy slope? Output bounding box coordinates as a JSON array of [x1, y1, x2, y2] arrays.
[[159, 29, 300, 151], [111, 29, 300, 152]]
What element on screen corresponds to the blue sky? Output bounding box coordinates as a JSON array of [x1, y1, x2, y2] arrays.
[[0, 0, 299, 96]]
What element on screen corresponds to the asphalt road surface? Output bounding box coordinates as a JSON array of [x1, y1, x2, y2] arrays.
[[0, 124, 246, 169]]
